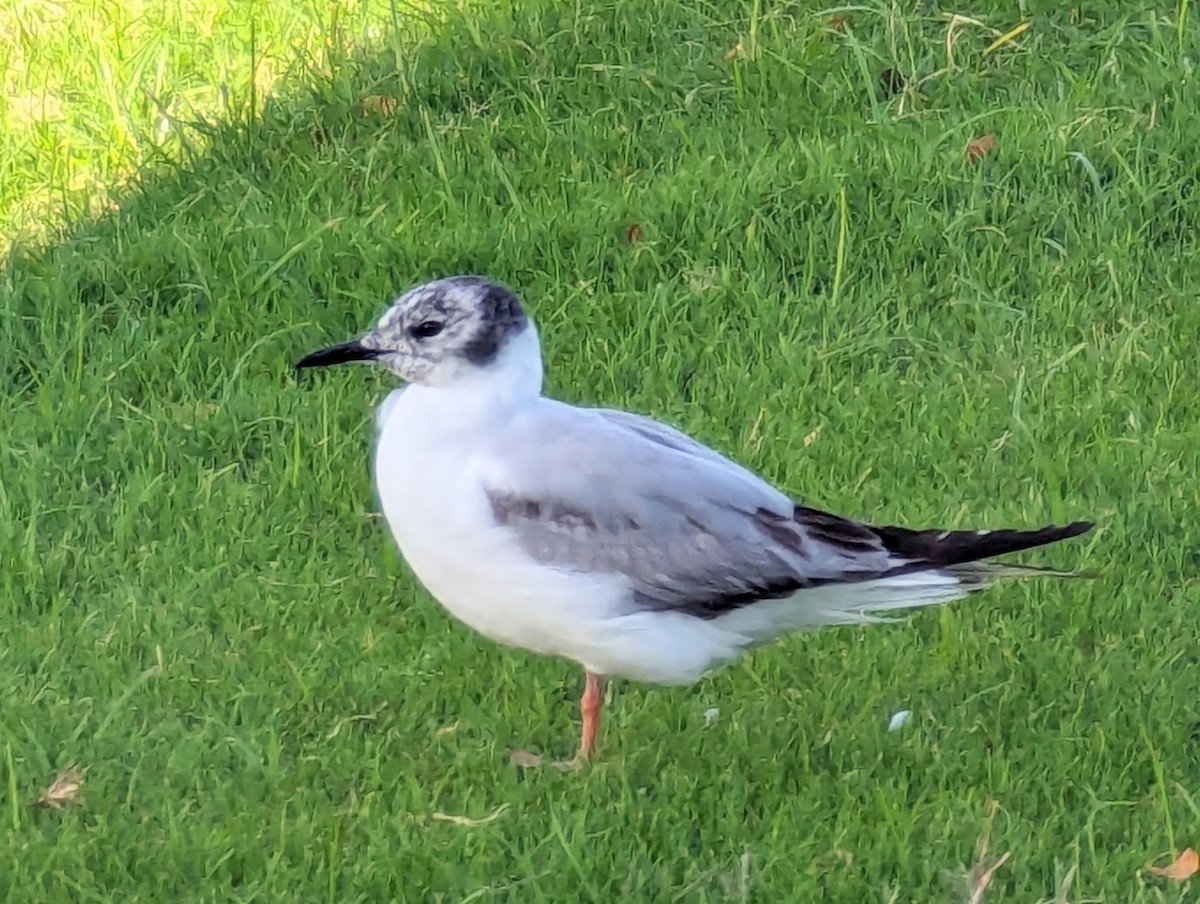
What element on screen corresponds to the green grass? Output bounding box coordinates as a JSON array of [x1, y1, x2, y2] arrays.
[[2, 0, 1198, 900]]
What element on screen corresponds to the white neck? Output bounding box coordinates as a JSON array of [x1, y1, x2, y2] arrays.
[[404, 325, 544, 429]]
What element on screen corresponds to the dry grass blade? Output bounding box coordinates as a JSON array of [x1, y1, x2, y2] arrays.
[[983, 20, 1031, 55], [431, 804, 509, 827], [968, 850, 1011, 903], [963, 800, 1011, 903], [34, 763, 85, 809], [1050, 863, 1078, 902]]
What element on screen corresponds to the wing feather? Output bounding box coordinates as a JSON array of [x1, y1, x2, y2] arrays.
[[482, 404, 890, 618], [481, 402, 1092, 620]]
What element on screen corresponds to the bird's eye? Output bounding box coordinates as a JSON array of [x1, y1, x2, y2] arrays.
[[409, 320, 445, 340]]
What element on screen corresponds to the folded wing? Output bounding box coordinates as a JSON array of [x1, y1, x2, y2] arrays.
[[482, 403, 1091, 620]]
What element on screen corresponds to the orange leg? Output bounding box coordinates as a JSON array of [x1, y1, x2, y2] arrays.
[[578, 671, 606, 761]]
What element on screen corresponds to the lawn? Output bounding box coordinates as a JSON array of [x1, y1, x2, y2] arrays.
[[2, 0, 1198, 900]]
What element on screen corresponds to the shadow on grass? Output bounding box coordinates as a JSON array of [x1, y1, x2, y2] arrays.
[[4, 2, 1195, 406]]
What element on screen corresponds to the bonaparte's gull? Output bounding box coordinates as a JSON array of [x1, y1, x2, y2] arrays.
[[297, 276, 1092, 763]]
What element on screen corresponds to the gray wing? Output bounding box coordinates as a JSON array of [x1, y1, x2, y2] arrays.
[[481, 403, 897, 619]]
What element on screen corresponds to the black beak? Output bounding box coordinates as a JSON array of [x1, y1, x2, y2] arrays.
[[295, 340, 379, 371]]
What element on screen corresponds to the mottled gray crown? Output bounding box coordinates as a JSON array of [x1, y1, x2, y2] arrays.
[[360, 275, 531, 384]]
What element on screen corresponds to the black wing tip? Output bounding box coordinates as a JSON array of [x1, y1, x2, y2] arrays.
[[1059, 519, 1095, 540], [873, 516, 1095, 570]]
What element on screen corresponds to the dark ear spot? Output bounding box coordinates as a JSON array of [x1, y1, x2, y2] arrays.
[[460, 284, 528, 365]]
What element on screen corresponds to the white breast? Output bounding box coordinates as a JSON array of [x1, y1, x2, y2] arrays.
[[370, 385, 752, 685], [372, 387, 623, 662]]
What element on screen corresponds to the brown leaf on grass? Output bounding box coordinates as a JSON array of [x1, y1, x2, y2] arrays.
[[360, 95, 398, 116], [828, 15, 847, 32], [431, 804, 509, 827], [509, 749, 543, 768], [624, 223, 645, 244], [1148, 848, 1199, 881], [35, 764, 84, 809], [966, 134, 998, 164]]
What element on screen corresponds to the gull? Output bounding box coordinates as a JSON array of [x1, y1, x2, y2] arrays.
[[296, 276, 1093, 764]]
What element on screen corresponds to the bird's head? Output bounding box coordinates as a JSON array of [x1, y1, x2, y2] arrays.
[[296, 275, 535, 387]]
